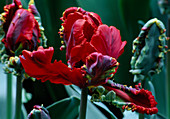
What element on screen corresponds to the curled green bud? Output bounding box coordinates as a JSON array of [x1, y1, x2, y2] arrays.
[[130, 18, 168, 82]]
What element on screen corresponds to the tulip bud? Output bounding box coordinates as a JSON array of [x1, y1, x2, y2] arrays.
[[130, 18, 168, 82], [104, 90, 116, 103], [27, 105, 51, 119]]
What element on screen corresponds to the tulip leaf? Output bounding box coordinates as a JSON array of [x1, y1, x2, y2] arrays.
[[46, 96, 80, 119], [93, 102, 117, 119]]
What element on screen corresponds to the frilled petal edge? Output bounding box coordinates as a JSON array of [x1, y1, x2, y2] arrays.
[[20, 46, 87, 87], [103, 82, 158, 115]]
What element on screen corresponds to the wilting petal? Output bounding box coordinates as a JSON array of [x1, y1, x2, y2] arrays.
[[103, 81, 158, 115], [20, 46, 87, 88], [84, 52, 119, 86], [91, 25, 127, 59]]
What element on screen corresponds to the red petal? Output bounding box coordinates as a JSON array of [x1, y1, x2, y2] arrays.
[[87, 12, 102, 26], [69, 42, 96, 67], [66, 19, 95, 59], [6, 9, 36, 51], [85, 52, 118, 86], [104, 83, 158, 115], [63, 12, 84, 43], [62, 7, 80, 20], [61, 7, 102, 47], [28, 3, 39, 17], [91, 25, 127, 59], [20, 47, 87, 87]]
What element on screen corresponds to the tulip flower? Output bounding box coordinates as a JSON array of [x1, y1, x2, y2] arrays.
[[19, 7, 158, 117], [1, 0, 41, 56]]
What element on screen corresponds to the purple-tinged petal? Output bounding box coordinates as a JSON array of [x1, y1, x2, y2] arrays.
[[84, 52, 118, 86]]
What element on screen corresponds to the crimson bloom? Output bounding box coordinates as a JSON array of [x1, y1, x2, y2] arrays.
[[58, 8, 126, 68], [19, 7, 158, 115], [69, 24, 127, 67], [20, 46, 118, 88], [59, 7, 102, 45], [1, 0, 41, 56], [59, 7, 102, 60]]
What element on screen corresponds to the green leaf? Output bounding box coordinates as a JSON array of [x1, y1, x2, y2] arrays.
[[93, 102, 117, 119], [47, 96, 80, 119]]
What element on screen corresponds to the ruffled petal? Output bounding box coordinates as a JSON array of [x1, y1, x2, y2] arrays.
[[59, 7, 102, 48], [62, 12, 84, 43], [104, 82, 158, 115], [20, 46, 87, 87], [66, 19, 95, 60], [91, 25, 127, 59]]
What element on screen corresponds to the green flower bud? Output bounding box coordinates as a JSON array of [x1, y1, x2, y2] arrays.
[[105, 90, 116, 102]]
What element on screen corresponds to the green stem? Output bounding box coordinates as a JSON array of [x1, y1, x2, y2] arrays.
[[14, 72, 23, 119], [7, 73, 12, 119], [79, 88, 88, 119]]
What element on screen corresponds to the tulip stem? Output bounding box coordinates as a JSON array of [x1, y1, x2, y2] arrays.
[[14, 72, 23, 119], [79, 87, 88, 119], [7, 73, 12, 119]]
